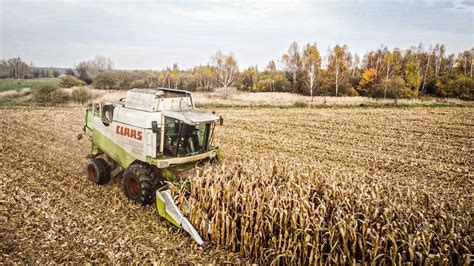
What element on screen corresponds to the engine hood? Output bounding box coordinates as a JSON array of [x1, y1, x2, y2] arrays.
[[162, 109, 220, 125]]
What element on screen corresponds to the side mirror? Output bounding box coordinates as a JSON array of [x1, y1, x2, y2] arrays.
[[152, 121, 159, 133], [219, 116, 224, 126]]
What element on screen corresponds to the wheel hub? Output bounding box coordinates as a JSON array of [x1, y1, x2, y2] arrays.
[[88, 166, 98, 182], [127, 178, 140, 199]]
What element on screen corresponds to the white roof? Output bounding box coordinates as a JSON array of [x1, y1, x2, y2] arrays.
[[124, 88, 194, 112], [162, 109, 220, 125]]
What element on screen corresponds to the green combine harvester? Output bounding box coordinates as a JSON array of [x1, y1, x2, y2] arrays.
[[80, 88, 223, 245]]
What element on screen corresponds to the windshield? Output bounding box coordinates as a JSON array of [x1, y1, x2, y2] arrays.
[[163, 117, 211, 157]]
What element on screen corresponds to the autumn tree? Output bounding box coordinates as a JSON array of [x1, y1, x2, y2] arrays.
[[380, 49, 403, 98], [193, 65, 214, 91], [266, 60, 277, 92], [372, 77, 406, 99], [326, 45, 352, 96], [170, 63, 181, 89], [359, 68, 377, 94], [240, 66, 259, 91], [146, 71, 159, 87], [301, 43, 321, 100], [455, 49, 473, 78], [362, 46, 388, 81], [381, 48, 403, 79], [159, 70, 171, 88], [210, 50, 238, 96], [251, 61, 289, 92], [382, 51, 395, 80], [404, 58, 422, 97]]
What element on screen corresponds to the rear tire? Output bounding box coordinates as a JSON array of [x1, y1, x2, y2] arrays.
[[122, 164, 165, 205], [87, 158, 111, 185]]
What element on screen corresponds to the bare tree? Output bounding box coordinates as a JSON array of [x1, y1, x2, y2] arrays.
[[282, 42, 302, 93], [351, 53, 360, 77], [446, 54, 455, 74], [456, 48, 474, 78], [0, 57, 31, 80], [421, 46, 433, 94], [94, 56, 114, 71], [75, 55, 114, 83], [471, 48, 473, 78], [211, 51, 238, 96], [433, 44, 445, 77]]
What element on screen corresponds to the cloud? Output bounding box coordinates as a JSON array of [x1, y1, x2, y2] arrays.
[[1, 0, 472, 69]]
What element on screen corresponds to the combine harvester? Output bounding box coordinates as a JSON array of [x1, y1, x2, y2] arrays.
[[80, 88, 223, 245]]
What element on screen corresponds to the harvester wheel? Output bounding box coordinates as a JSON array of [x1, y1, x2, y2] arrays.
[[87, 158, 111, 185], [122, 164, 165, 205]]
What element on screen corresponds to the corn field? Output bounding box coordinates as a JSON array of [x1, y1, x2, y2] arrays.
[[177, 108, 473, 264], [0, 107, 472, 263]]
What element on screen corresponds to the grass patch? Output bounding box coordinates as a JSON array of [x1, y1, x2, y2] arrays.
[[0, 97, 29, 107], [293, 101, 308, 108], [0, 78, 60, 92]]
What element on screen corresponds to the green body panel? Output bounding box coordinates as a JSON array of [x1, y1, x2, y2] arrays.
[[156, 195, 181, 227], [91, 129, 137, 168], [86, 109, 93, 128], [86, 108, 138, 168], [161, 168, 175, 180], [146, 156, 156, 165], [91, 143, 101, 156], [215, 149, 223, 162]]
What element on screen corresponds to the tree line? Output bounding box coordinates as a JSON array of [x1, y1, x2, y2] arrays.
[[0, 57, 63, 79], [1, 43, 473, 100], [86, 43, 473, 100], [243, 42, 472, 100]]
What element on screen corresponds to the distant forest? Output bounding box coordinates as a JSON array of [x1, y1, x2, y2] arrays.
[[1, 42, 473, 100]]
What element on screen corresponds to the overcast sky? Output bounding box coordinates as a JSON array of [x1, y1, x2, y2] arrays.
[[0, 0, 472, 70]]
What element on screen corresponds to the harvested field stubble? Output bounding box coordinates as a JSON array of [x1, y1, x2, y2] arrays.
[[0, 107, 241, 264], [0, 106, 472, 264]]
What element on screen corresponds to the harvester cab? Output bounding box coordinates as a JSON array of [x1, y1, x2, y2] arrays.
[[82, 88, 222, 245]]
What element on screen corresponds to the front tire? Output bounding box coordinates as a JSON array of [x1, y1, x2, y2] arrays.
[[87, 158, 111, 185], [122, 164, 165, 205]]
